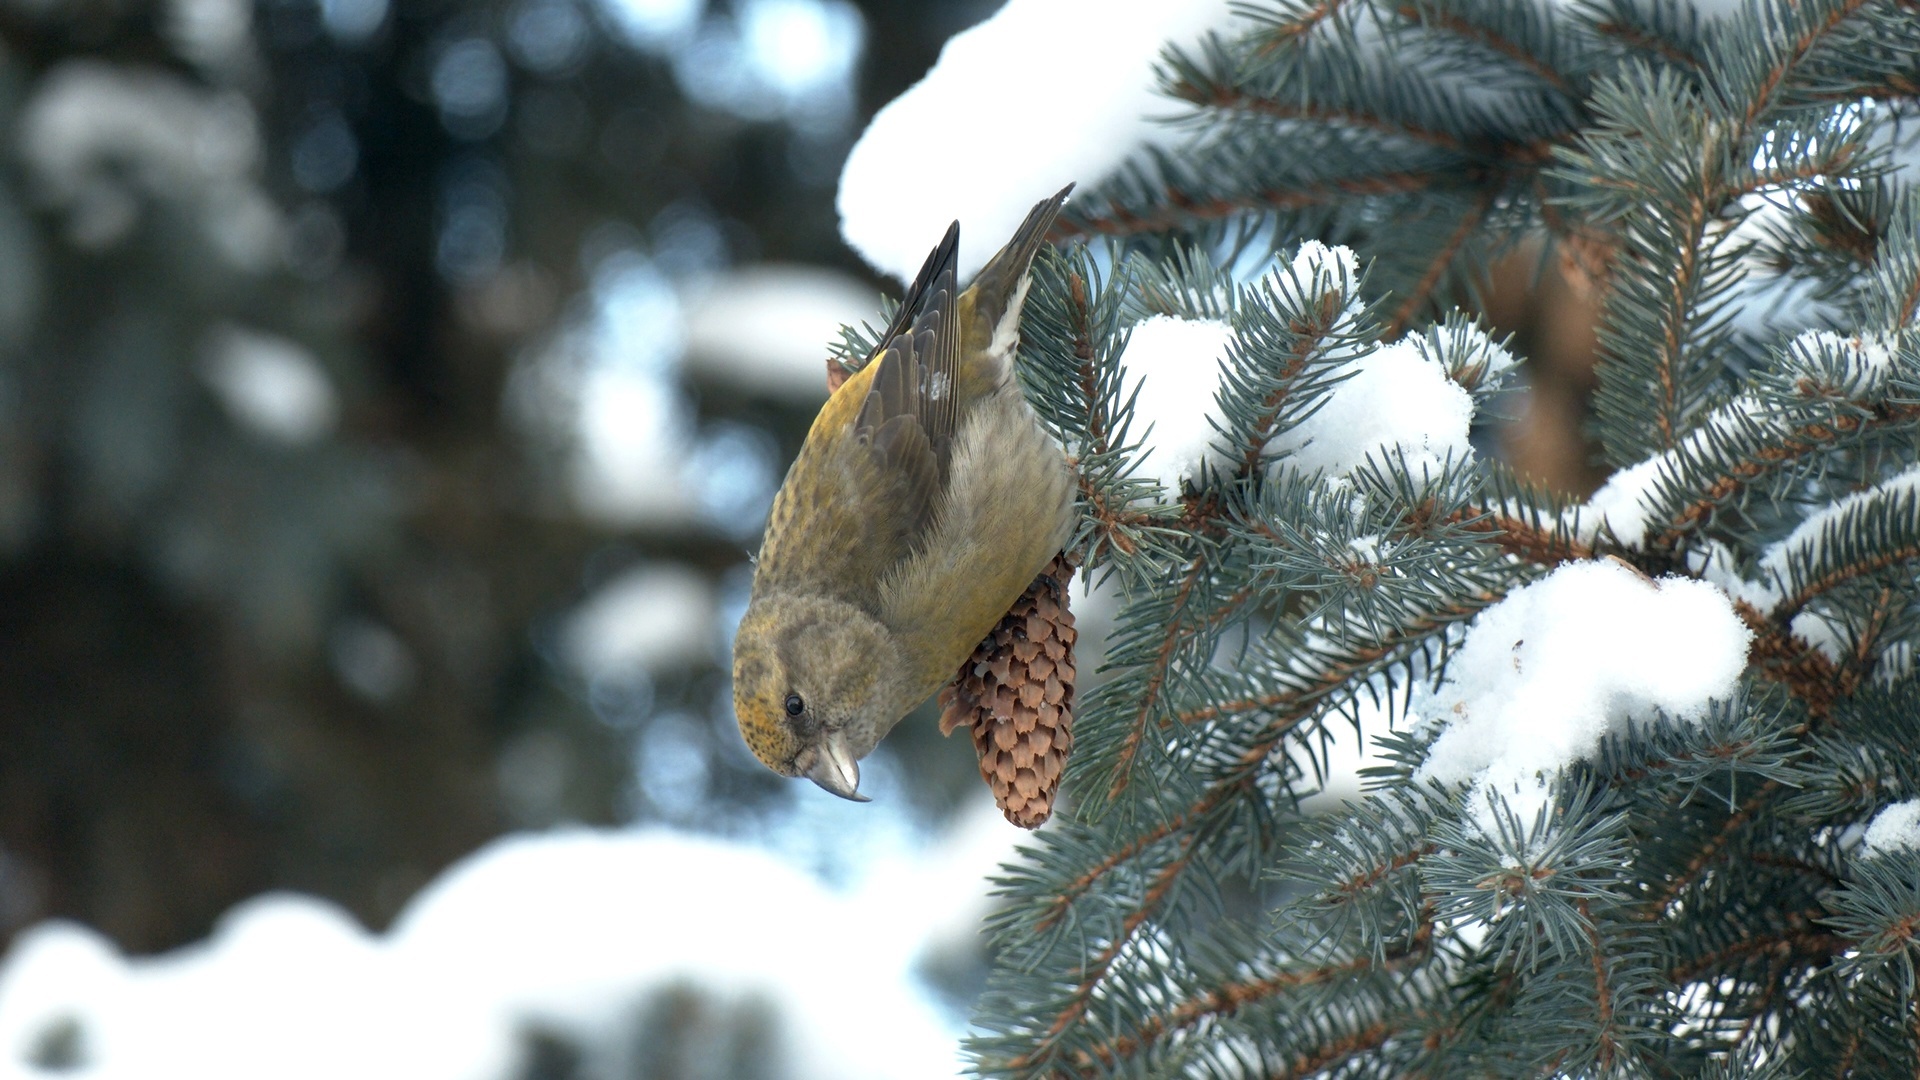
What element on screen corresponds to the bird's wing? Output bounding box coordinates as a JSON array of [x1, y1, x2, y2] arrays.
[[853, 221, 962, 543], [750, 225, 961, 607]]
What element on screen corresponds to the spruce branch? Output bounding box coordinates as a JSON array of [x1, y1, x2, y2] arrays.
[[1094, 552, 1242, 804], [1768, 484, 1920, 620], [1668, 922, 1842, 986], [1006, 590, 1511, 1072], [1719, 0, 1877, 133], [1589, 14, 1701, 71], [1239, 0, 1362, 55], [1385, 184, 1501, 336], [1642, 398, 1920, 553], [1438, 500, 1596, 565], [1739, 600, 1853, 721], [1394, 2, 1578, 97], [1069, 916, 1432, 1072], [1254, 1023, 1397, 1080], [1168, 76, 1478, 154], [1642, 779, 1783, 923], [1056, 170, 1443, 240], [964, 2, 1920, 1072], [1574, 898, 1620, 1072]]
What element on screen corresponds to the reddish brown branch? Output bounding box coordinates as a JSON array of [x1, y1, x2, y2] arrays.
[[1074, 910, 1434, 1071], [1396, 4, 1575, 95], [1642, 780, 1780, 921], [1653, 193, 1708, 449], [1836, 1027, 1862, 1076], [1738, 599, 1850, 722], [1387, 187, 1500, 337], [1055, 172, 1440, 241], [1031, 596, 1498, 1049], [1238, 292, 1349, 477], [1593, 20, 1700, 69], [1260, 1023, 1396, 1080], [1645, 401, 1920, 552], [1897, 254, 1920, 328], [1171, 79, 1472, 153], [1251, 0, 1357, 55], [1104, 559, 1212, 801], [1667, 923, 1840, 984], [1175, 590, 1501, 725], [1576, 898, 1618, 1071], [1736, 0, 1875, 133], [1010, 835, 1200, 1071], [1036, 813, 1188, 932], [1776, 541, 1920, 621], [1436, 501, 1595, 566], [1065, 271, 1156, 554]]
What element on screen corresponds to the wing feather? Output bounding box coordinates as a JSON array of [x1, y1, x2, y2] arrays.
[[751, 222, 962, 611], [854, 221, 961, 543]]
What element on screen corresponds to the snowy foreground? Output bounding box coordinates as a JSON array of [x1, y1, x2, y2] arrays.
[[0, 804, 1026, 1080]]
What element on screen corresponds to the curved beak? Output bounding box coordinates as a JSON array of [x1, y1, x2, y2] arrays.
[[806, 735, 869, 802]]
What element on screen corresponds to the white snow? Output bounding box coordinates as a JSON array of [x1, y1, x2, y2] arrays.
[[1861, 799, 1920, 857], [1783, 329, 1900, 396], [1576, 331, 1901, 551], [571, 366, 698, 522], [0, 811, 1025, 1080], [564, 563, 720, 677], [1118, 241, 1483, 493], [836, 0, 1237, 282], [198, 324, 339, 445], [1750, 462, 1920, 615], [1255, 241, 1480, 481], [0, 895, 506, 1080], [1278, 241, 1363, 317], [682, 264, 876, 404], [1573, 394, 1781, 550], [17, 61, 281, 267], [166, 0, 253, 71], [1413, 560, 1752, 835], [1270, 338, 1476, 483], [1120, 314, 1238, 492], [1578, 454, 1668, 550], [1417, 321, 1519, 390]]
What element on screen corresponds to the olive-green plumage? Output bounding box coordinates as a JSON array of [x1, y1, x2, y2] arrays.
[[731, 187, 1076, 801]]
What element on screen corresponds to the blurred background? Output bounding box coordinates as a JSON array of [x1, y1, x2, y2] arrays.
[[0, 0, 1020, 953], [0, 0, 1608, 1074]]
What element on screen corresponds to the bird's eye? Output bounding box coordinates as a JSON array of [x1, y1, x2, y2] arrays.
[[783, 693, 805, 717]]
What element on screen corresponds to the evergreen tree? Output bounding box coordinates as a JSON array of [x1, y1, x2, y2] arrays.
[[952, 1, 1920, 1075]]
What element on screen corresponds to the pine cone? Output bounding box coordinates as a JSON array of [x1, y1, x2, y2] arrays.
[[939, 554, 1077, 828]]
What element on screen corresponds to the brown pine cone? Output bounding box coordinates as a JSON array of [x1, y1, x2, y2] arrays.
[[939, 553, 1077, 828]]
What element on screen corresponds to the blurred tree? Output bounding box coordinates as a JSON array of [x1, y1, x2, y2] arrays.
[[0, 0, 992, 953]]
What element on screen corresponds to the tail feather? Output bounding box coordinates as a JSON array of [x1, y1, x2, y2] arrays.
[[966, 184, 1073, 331]]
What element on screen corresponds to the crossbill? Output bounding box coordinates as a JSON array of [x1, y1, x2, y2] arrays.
[[731, 187, 1077, 801]]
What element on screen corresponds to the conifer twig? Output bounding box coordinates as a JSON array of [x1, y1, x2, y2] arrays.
[[1394, 3, 1575, 96], [1170, 79, 1477, 154], [1592, 19, 1700, 70], [1645, 401, 1920, 552], [1249, 0, 1359, 55], [1385, 186, 1500, 337], [1056, 172, 1443, 239]]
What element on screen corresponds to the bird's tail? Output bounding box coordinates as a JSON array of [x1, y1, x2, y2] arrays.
[[967, 184, 1073, 331]]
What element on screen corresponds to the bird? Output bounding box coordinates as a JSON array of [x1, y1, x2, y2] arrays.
[[731, 186, 1077, 802]]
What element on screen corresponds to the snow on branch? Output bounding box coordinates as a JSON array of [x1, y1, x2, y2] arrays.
[[1413, 560, 1753, 835], [836, 0, 1235, 282]]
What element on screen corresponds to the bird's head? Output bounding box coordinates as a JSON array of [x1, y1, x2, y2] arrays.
[[731, 592, 900, 802]]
